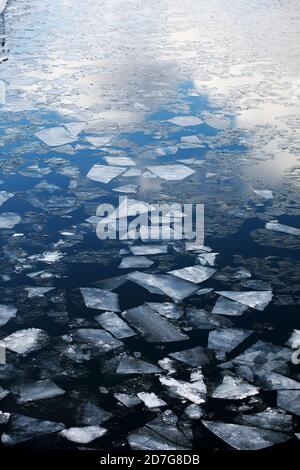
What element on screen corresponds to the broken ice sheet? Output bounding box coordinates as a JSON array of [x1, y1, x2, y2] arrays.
[[212, 296, 248, 316], [104, 156, 136, 166], [127, 410, 192, 450], [84, 135, 112, 147], [169, 346, 212, 366], [86, 164, 126, 183], [123, 304, 188, 342], [1, 414, 64, 446], [168, 265, 216, 284], [129, 245, 168, 255], [60, 426, 107, 444], [0, 386, 10, 401], [167, 116, 202, 127], [137, 392, 166, 409], [266, 219, 300, 236], [75, 328, 123, 352], [126, 271, 199, 302], [0, 304, 17, 326], [202, 421, 290, 450], [146, 302, 183, 320], [198, 252, 219, 266], [35, 127, 77, 146], [114, 393, 142, 408], [146, 164, 195, 180], [25, 287, 54, 298], [113, 184, 138, 194], [253, 190, 273, 200], [232, 340, 291, 372], [116, 355, 161, 374], [211, 375, 259, 400], [185, 307, 233, 330], [14, 379, 65, 403], [277, 390, 300, 416], [80, 287, 120, 312], [0, 191, 14, 207], [254, 370, 300, 390], [208, 328, 253, 353], [215, 290, 272, 311], [119, 256, 154, 269], [95, 312, 136, 339], [159, 375, 206, 405], [0, 328, 48, 354], [0, 213, 21, 229], [236, 408, 293, 432]]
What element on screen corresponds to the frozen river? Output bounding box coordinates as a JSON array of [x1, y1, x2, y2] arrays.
[[0, 0, 299, 452]]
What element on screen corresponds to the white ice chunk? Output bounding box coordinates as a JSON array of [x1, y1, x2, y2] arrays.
[[104, 156, 136, 166], [0, 328, 48, 354], [146, 164, 195, 181], [35, 127, 76, 146], [80, 287, 120, 312], [159, 376, 206, 405], [169, 265, 216, 284], [202, 421, 290, 450], [84, 136, 112, 147], [0, 191, 14, 207], [167, 116, 202, 127], [95, 312, 136, 339], [253, 190, 273, 199], [86, 164, 126, 183], [211, 375, 259, 400], [117, 355, 161, 374], [75, 328, 122, 351], [286, 329, 300, 349], [0, 213, 21, 229], [212, 297, 248, 316], [119, 256, 154, 269], [129, 245, 168, 256], [198, 252, 219, 266], [137, 392, 166, 408], [0, 304, 17, 326], [266, 220, 300, 236], [16, 380, 65, 403], [208, 328, 253, 352], [216, 290, 273, 311], [60, 426, 107, 444], [113, 184, 138, 193], [25, 287, 54, 298]]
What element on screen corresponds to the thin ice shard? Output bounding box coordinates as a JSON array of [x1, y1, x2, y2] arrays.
[[86, 164, 126, 183], [169, 265, 216, 284], [0, 328, 48, 354], [1, 414, 64, 446], [137, 392, 166, 408], [119, 256, 154, 269], [265, 220, 300, 236], [35, 127, 76, 146], [116, 355, 161, 374], [146, 164, 195, 181], [202, 420, 290, 450], [80, 287, 120, 312], [95, 312, 136, 339], [211, 375, 259, 400], [75, 329, 123, 352], [15, 380, 65, 403], [216, 290, 273, 311], [208, 328, 253, 352], [129, 245, 168, 255], [167, 116, 202, 127], [212, 297, 248, 316]]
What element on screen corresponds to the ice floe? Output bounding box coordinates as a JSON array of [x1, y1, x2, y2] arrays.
[[35, 127, 77, 146], [0, 328, 48, 354], [95, 312, 136, 339], [80, 287, 120, 312], [215, 290, 273, 311], [86, 164, 126, 183], [60, 426, 107, 444], [168, 265, 216, 284], [0, 304, 17, 326], [146, 164, 195, 180], [167, 116, 202, 127]]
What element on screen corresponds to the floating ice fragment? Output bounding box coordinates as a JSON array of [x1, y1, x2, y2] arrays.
[[255, 370, 300, 390], [80, 287, 120, 312], [137, 392, 166, 409], [64, 122, 86, 136], [129, 245, 168, 256], [159, 376, 206, 404], [124, 304, 188, 343], [34, 251, 64, 263], [35, 127, 76, 146], [119, 256, 154, 269], [1, 414, 64, 446], [146, 164, 195, 180], [0, 191, 14, 207], [169, 265, 216, 284], [0, 386, 9, 401], [95, 312, 136, 339], [198, 252, 219, 266], [104, 156, 135, 166], [211, 376, 259, 400], [0, 304, 17, 326], [212, 297, 248, 316], [232, 341, 291, 371], [169, 346, 212, 366], [0, 411, 10, 424], [15, 380, 65, 403], [25, 287, 54, 298], [277, 390, 300, 416], [75, 329, 122, 352], [253, 190, 273, 199], [77, 402, 112, 425], [116, 355, 161, 374], [60, 426, 107, 444], [84, 136, 112, 147], [237, 409, 293, 432], [208, 328, 253, 353], [146, 302, 183, 320], [266, 220, 300, 236], [216, 290, 273, 311], [86, 164, 126, 183], [0, 328, 48, 354], [202, 421, 290, 450], [126, 271, 199, 302], [185, 307, 232, 330], [114, 393, 142, 408], [113, 184, 138, 194], [286, 329, 300, 349], [185, 404, 203, 419], [0, 213, 21, 229], [167, 116, 202, 127]]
